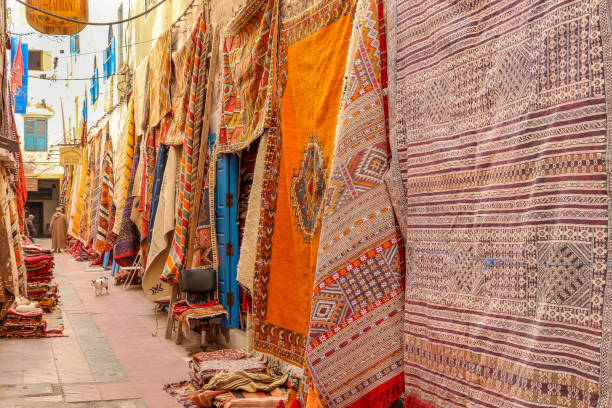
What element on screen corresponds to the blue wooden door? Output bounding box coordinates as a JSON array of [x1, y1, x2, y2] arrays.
[[214, 135, 241, 329]]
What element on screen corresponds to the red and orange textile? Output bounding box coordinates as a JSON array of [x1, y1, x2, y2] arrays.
[[8, 198, 26, 292], [109, 96, 135, 245], [248, 0, 354, 371], [89, 130, 104, 249], [25, 252, 59, 312], [94, 126, 114, 255], [163, 28, 197, 146], [162, 13, 210, 283], [172, 299, 227, 329], [0, 308, 46, 338], [388, 0, 612, 407], [114, 135, 142, 267], [304, 1, 404, 407], [217, 0, 279, 153], [148, 32, 172, 129]]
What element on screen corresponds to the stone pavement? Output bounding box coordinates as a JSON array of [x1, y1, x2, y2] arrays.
[[0, 239, 196, 407]]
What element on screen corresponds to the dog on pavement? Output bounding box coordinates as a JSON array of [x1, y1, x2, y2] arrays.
[[91, 277, 109, 296]]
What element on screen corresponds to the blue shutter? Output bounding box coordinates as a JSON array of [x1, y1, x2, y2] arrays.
[[35, 118, 47, 151], [214, 133, 241, 330], [24, 118, 35, 151], [111, 36, 116, 75]]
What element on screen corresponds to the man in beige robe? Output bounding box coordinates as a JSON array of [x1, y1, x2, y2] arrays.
[[49, 207, 68, 253]]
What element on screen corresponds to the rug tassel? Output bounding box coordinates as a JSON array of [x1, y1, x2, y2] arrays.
[[345, 373, 404, 408]]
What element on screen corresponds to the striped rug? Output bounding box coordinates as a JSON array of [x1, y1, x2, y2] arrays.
[[388, 0, 612, 406]]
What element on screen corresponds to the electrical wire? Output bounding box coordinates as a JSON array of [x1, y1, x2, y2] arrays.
[[15, 0, 168, 26], [52, 30, 188, 59]]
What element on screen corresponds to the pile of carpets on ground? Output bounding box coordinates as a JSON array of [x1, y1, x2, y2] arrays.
[[23, 246, 60, 312], [0, 306, 47, 338], [0, 300, 63, 338], [164, 349, 296, 408], [67, 238, 95, 262]]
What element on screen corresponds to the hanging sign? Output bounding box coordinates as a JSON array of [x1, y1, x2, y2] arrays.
[[26, 0, 89, 36], [26, 178, 38, 192], [59, 147, 82, 165]]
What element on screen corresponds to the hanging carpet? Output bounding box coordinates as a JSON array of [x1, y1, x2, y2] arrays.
[[114, 135, 142, 267], [250, 0, 354, 370], [388, 0, 612, 407], [162, 13, 212, 283], [94, 125, 114, 255], [217, 0, 279, 153], [303, 0, 404, 407]]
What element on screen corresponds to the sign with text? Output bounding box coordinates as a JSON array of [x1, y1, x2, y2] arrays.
[[59, 147, 81, 166], [26, 0, 88, 35]]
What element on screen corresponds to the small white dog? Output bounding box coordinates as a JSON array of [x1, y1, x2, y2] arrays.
[[91, 277, 109, 296]]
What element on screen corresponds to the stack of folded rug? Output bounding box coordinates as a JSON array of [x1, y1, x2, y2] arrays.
[[24, 253, 59, 312], [188, 350, 267, 389], [0, 307, 47, 338], [165, 349, 290, 408]]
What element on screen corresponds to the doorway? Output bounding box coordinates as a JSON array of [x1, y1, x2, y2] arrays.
[[25, 202, 44, 238]]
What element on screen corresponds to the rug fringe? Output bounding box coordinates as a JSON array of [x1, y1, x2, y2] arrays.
[[345, 372, 404, 408], [253, 350, 304, 378]]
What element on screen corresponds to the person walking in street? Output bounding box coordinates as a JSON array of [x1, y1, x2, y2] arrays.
[[26, 214, 37, 243], [49, 207, 68, 253]]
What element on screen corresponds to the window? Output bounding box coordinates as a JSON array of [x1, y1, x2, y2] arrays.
[[103, 27, 116, 80], [28, 50, 42, 71], [28, 50, 52, 71], [90, 56, 99, 104], [70, 34, 80, 54], [24, 117, 47, 151]]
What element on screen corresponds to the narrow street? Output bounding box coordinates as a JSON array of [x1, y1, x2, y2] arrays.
[[0, 239, 191, 407]]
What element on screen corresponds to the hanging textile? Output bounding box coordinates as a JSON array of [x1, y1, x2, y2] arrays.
[[71, 144, 89, 238], [143, 146, 180, 303], [161, 13, 211, 283], [89, 130, 104, 248], [94, 126, 114, 255], [304, 1, 404, 406], [0, 175, 20, 299], [148, 144, 169, 244], [388, 0, 612, 407], [217, 0, 279, 153], [248, 0, 353, 370], [110, 96, 135, 243], [10, 38, 24, 100], [148, 32, 172, 129], [190, 137, 216, 269], [114, 135, 142, 267], [163, 31, 197, 146], [78, 142, 95, 244], [8, 198, 26, 295], [8, 101, 27, 233], [236, 134, 267, 293]]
